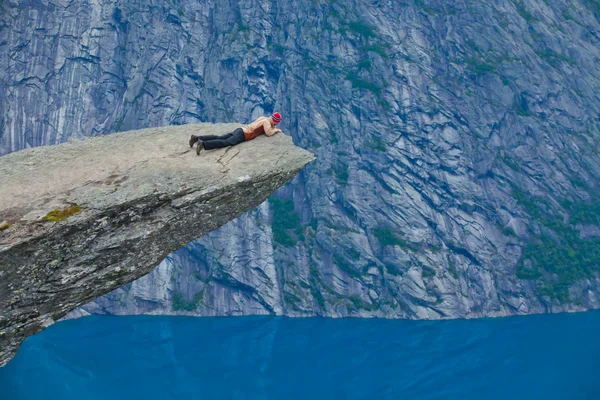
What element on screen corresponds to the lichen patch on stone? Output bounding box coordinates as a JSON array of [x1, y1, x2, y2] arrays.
[[43, 205, 82, 222]]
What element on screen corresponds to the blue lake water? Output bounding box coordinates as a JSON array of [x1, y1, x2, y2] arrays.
[[1, 311, 600, 399]]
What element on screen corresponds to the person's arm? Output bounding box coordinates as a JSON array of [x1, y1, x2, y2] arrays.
[[263, 120, 282, 136]]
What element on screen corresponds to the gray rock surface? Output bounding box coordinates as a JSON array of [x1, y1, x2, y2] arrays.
[[1, 0, 600, 326], [0, 123, 314, 367]]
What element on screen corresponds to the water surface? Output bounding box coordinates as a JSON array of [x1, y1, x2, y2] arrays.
[[2, 311, 599, 399]]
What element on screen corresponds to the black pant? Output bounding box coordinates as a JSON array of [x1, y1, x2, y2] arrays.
[[199, 128, 246, 150]]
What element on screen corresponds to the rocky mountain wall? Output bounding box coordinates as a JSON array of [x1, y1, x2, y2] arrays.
[[2, 0, 600, 319]]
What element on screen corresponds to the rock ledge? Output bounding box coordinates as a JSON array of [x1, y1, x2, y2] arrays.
[[0, 123, 314, 367]]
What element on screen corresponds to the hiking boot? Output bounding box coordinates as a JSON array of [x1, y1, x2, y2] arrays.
[[196, 140, 204, 155], [189, 134, 198, 148]]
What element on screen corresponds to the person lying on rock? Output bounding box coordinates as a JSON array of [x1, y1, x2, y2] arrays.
[[189, 112, 283, 155]]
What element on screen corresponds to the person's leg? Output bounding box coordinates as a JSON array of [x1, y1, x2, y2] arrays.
[[190, 132, 234, 147], [199, 131, 234, 141], [225, 128, 245, 146], [202, 138, 229, 150], [202, 128, 245, 150], [197, 135, 220, 141]]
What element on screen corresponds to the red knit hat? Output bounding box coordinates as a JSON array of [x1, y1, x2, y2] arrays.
[[272, 112, 281, 124]]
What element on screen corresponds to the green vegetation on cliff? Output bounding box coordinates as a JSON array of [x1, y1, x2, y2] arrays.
[[514, 189, 600, 302], [269, 197, 304, 246], [172, 291, 204, 311]]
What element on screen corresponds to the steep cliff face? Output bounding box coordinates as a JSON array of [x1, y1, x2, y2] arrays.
[[0, 123, 313, 367], [2, 0, 600, 320]]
